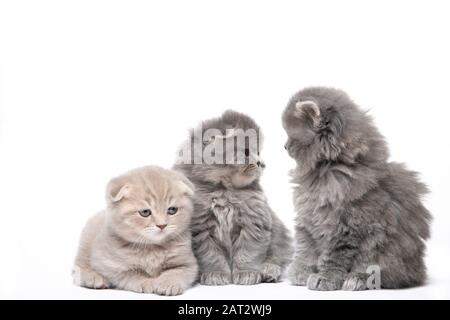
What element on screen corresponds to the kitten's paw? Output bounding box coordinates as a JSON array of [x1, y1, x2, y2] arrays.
[[125, 279, 154, 293], [287, 264, 315, 286], [288, 272, 309, 286], [152, 279, 184, 296], [200, 271, 231, 286], [261, 263, 282, 283], [232, 270, 262, 285], [72, 267, 108, 289], [342, 274, 368, 291], [307, 273, 344, 291]]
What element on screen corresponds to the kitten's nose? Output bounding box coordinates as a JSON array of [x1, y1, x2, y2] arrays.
[[257, 161, 261, 166], [156, 224, 167, 230], [284, 143, 288, 150]]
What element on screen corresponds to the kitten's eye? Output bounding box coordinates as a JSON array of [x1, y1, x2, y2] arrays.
[[138, 209, 152, 217], [244, 148, 250, 157], [167, 207, 178, 215]]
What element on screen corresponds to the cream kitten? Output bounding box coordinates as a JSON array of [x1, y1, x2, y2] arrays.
[[72, 166, 198, 295]]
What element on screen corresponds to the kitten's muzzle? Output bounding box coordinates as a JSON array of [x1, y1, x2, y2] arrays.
[[244, 161, 265, 173], [285, 139, 296, 157], [285, 139, 293, 150]]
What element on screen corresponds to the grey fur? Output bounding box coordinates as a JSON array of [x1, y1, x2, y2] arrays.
[[282, 87, 431, 290], [175, 110, 293, 285]]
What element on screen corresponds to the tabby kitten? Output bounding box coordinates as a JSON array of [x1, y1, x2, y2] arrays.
[[175, 110, 293, 286], [73, 166, 198, 295]]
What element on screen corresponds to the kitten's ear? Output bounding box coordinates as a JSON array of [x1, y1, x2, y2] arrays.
[[294, 100, 321, 120], [203, 128, 235, 145], [216, 128, 236, 140], [106, 178, 131, 203], [174, 172, 195, 197]]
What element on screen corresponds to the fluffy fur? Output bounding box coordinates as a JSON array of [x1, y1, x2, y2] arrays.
[[73, 166, 198, 295], [175, 110, 293, 285], [282, 87, 431, 290]]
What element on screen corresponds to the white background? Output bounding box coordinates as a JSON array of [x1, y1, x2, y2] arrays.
[[1, 0, 449, 300]]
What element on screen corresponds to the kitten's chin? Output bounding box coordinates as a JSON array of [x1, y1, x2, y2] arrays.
[[144, 232, 169, 243], [143, 229, 178, 243]]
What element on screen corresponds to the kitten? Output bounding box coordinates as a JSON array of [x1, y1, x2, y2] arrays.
[[72, 166, 198, 295], [175, 110, 293, 285], [282, 87, 431, 290]]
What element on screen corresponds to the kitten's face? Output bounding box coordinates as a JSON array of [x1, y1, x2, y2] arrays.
[[282, 87, 348, 161], [105, 166, 194, 244], [282, 104, 317, 159], [282, 87, 390, 171], [203, 128, 265, 188], [189, 110, 265, 188]]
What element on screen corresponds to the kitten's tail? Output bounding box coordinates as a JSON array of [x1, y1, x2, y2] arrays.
[[384, 162, 431, 240]]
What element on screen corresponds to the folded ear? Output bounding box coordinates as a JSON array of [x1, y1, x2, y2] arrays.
[[203, 128, 236, 145], [174, 171, 195, 197], [216, 128, 236, 140], [106, 177, 131, 203], [294, 100, 321, 120]]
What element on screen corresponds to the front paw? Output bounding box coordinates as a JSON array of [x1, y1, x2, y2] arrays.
[[125, 279, 154, 293], [152, 279, 184, 296], [287, 264, 315, 286], [72, 266, 109, 289], [232, 270, 262, 285], [342, 273, 368, 291], [200, 271, 231, 286], [307, 273, 344, 291], [261, 263, 282, 283]]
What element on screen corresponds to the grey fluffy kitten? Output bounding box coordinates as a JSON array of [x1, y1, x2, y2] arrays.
[[175, 110, 293, 285], [282, 87, 431, 290]]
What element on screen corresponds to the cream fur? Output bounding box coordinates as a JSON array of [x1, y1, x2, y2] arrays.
[[73, 166, 198, 295]]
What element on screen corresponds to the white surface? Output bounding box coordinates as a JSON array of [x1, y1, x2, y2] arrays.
[[1, 0, 449, 300]]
